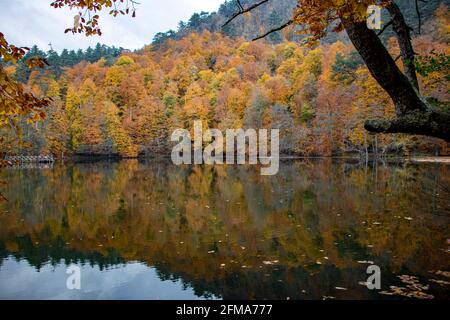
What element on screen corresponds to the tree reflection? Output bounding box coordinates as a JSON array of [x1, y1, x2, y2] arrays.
[[0, 160, 449, 299]]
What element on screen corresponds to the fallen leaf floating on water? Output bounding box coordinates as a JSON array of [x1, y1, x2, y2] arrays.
[[379, 275, 434, 299], [358, 281, 369, 287], [262, 260, 279, 265], [429, 270, 450, 278], [380, 286, 434, 299], [429, 279, 450, 286]]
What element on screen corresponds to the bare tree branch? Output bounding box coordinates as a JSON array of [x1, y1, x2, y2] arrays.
[[252, 20, 294, 41], [222, 0, 270, 27], [415, 0, 422, 34], [377, 19, 393, 36], [237, 0, 244, 11], [223, 0, 294, 42]]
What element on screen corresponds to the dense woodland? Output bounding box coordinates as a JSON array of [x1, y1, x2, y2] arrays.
[[13, 44, 125, 82], [0, 3, 449, 158]]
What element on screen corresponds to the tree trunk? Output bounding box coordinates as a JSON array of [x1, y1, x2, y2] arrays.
[[340, 18, 450, 142], [386, 1, 419, 91]]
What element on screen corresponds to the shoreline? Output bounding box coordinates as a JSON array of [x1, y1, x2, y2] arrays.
[[3, 154, 450, 165]]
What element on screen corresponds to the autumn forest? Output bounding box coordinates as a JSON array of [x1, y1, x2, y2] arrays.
[[1, 2, 449, 159]]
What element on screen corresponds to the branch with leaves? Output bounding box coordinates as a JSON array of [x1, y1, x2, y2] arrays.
[[0, 32, 50, 129], [0, 0, 139, 132], [51, 0, 139, 36]]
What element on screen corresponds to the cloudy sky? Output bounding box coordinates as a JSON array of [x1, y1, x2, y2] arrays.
[[0, 0, 224, 52]]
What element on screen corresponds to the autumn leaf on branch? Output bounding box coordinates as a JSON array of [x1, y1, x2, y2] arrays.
[[51, 0, 138, 37], [0, 32, 50, 129], [1, 1, 139, 131]]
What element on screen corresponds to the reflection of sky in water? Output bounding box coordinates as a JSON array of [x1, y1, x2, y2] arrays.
[[0, 257, 214, 300]]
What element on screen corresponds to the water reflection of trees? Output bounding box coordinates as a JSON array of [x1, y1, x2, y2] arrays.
[[0, 160, 448, 299]]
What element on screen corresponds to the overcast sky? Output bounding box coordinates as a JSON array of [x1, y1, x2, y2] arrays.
[[0, 0, 224, 52]]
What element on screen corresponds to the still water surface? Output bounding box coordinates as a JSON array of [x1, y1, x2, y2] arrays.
[[0, 160, 449, 300]]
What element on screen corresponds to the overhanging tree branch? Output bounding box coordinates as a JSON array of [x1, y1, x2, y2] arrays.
[[364, 108, 450, 141]]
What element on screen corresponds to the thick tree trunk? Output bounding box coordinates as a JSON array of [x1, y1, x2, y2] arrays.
[[340, 18, 450, 142]]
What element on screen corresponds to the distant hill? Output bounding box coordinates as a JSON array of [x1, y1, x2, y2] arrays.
[[152, 0, 450, 47]]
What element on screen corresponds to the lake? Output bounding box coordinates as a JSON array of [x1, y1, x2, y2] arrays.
[[0, 159, 449, 300]]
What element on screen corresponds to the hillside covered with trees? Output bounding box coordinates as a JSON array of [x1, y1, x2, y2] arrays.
[[1, 2, 448, 158], [152, 0, 448, 46]]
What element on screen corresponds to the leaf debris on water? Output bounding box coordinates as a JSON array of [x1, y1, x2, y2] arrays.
[[335, 287, 347, 291]]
